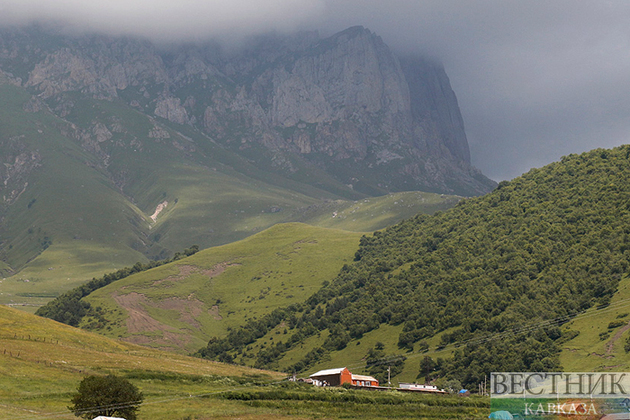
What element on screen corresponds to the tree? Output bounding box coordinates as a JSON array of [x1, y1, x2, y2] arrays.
[[434, 377, 462, 394], [418, 356, 436, 382], [69, 375, 143, 420]]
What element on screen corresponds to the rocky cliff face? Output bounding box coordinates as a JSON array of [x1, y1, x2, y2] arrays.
[[0, 26, 495, 196]]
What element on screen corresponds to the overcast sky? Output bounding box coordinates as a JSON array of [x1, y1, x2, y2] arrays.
[[1, 0, 629, 180]]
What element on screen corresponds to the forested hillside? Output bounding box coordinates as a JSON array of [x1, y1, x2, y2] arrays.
[[198, 146, 630, 387]]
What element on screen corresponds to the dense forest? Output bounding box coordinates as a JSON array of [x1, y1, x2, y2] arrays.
[[197, 146, 630, 387]]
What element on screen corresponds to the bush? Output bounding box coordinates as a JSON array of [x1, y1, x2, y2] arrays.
[[608, 320, 626, 329]]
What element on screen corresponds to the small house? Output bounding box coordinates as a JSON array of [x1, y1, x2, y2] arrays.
[[92, 417, 127, 420], [351, 373, 379, 387]]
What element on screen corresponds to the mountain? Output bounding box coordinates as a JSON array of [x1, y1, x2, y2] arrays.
[[0, 24, 491, 307], [196, 145, 630, 386], [0, 25, 493, 197]]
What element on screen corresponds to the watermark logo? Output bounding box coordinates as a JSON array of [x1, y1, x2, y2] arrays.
[[490, 373, 630, 419]]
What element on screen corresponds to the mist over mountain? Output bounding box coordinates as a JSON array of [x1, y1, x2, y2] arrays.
[[0, 25, 494, 196], [2, 2, 629, 181]]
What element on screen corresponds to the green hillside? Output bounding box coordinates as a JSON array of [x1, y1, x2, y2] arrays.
[[0, 74, 459, 311], [37, 223, 363, 354], [559, 274, 630, 371], [198, 145, 630, 387], [293, 191, 461, 232], [0, 304, 487, 420], [0, 303, 283, 419]]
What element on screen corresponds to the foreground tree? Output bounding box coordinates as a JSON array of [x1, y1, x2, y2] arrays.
[[69, 375, 143, 420]]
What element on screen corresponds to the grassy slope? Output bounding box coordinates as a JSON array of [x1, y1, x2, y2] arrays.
[[0, 304, 284, 420], [293, 191, 461, 232], [83, 223, 363, 353], [0, 302, 488, 420], [560, 275, 630, 371], [0, 77, 149, 309]]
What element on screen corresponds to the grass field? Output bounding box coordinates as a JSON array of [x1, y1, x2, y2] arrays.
[[293, 191, 461, 232], [560, 275, 630, 371], [0, 304, 489, 420], [82, 223, 363, 353]]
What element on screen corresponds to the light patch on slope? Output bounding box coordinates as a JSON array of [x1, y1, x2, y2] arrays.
[[150, 200, 168, 222]]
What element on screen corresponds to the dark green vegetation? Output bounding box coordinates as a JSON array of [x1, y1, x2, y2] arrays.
[[0, 304, 488, 419], [35, 245, 199, 326], [198, 146, 630, 387], [69, 375, 143, 420]]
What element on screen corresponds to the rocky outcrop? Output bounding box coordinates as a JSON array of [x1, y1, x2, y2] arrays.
[[154, 96, 192, 125], [20, 35, 169, 99], [0, 26, 496, 196], [0, 138, 42, 205]]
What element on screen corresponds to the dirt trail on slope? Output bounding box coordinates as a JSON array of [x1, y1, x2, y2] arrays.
[[150, 201, 168, 222], [606, 321, 630, 354]]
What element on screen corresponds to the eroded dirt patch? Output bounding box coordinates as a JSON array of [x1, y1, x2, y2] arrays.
[[113, 292, 192, 351], [201, 262, 240, 277], [591, 352, 615, 359], [155, 295, 205, 328], [113, 292, 172, 333], [152, 265, 198, 286], [209, 305, 222, 320]]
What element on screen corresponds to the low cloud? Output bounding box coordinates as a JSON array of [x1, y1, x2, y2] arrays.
[[0, 0, 327, 41]]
